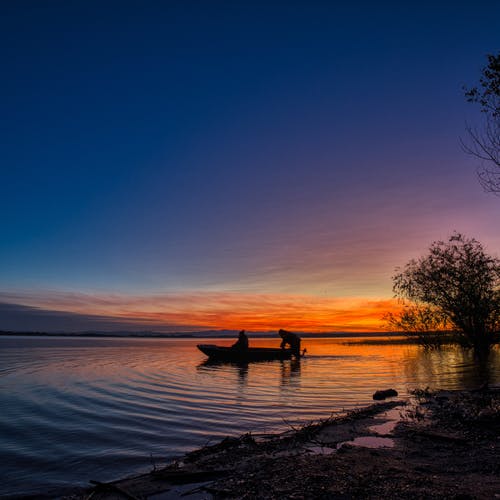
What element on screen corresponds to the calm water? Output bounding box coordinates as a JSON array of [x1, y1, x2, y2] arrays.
[[1, 336, 499, 497]]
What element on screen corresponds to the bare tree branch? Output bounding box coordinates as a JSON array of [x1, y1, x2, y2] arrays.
[[463, 53, 500, 194]]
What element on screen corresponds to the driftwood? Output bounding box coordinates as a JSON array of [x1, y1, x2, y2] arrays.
[[408, 429, 468, 444], [184, 433, 256, 463], [150, 468, 232, 484], [87, 480, 141, 500]]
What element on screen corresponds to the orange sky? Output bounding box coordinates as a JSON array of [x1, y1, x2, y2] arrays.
[[0, 290, 401, 332]]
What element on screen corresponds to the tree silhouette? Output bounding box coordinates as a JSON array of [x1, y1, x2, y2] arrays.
[[387, 233, 500, 351], [463, 53, 500, 194]]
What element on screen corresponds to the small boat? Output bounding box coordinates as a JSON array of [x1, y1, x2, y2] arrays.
[[197, 344, 295, 362]]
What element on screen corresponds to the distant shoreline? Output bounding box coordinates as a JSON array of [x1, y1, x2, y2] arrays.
[[0, 330, 400, 339]]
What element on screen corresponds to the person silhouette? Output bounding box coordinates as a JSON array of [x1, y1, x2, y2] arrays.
[[278, 329, 301, 358], [231, 330, 249, 351]]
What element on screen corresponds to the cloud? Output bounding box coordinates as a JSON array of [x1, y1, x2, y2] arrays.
[[0, 302, 206, 333], [0, 290, 400, 333]]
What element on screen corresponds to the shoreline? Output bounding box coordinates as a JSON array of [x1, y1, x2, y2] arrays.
[[4, 333, 498, 347], [0, 331, 402, 339], [59, 386, 500, 499]]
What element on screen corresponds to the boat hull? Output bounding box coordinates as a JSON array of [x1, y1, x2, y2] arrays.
[[197, 344, 294, 362]]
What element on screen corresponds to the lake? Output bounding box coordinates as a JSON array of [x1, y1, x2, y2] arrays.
[[1, 335, 499, 497]]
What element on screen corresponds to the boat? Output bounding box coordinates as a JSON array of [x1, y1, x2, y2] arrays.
[[197, 344, 295, 362]]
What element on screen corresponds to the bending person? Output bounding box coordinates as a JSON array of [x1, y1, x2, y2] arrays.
[[278, 329, 301, 358]]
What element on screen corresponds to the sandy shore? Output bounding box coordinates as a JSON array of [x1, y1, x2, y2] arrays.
[[63, 387, 500, 499]]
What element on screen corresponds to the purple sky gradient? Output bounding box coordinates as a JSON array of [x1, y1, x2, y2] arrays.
[[1, 2, 499, 331]]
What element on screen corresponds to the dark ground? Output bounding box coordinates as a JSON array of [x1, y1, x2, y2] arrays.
[[60, 386, 500, 499]]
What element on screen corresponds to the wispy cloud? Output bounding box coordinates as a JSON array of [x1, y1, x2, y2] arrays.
[[0, 290, 399, 332]]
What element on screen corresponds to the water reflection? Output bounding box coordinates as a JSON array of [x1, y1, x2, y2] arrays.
[[236, 362, 249, 384], [280, 358, 301, 387], [403, 345, 500, 389], [198, 357, 304, 387]]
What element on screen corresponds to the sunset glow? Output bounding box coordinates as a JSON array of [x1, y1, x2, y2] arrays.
[[0, 291, 400, 332]]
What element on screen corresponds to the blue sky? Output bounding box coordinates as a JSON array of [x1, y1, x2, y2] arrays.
[[1, 2, 499, 331]]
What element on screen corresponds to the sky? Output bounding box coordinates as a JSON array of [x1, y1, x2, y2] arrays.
[[1, 1, 499, 333]]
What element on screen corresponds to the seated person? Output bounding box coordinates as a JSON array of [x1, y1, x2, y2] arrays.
[[231, 330, 249, 350], [278, 329, 301, 358]]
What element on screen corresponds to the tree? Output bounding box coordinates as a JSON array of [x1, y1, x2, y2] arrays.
[[388, 233, 500, 350], [463, 53, 500, 193]]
